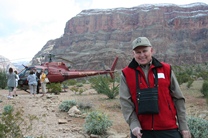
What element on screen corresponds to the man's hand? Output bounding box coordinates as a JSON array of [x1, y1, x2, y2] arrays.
[[181, 130, 192, 138], [132, 127, 142, 138]]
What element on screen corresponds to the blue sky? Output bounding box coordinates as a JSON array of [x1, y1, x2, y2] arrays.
[[0, 0, 207, 62]]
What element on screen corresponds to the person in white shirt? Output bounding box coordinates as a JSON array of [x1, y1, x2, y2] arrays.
[[13, 70, 19, 97]]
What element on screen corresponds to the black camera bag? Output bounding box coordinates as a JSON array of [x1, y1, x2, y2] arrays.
[[135, 69, 159, 114]]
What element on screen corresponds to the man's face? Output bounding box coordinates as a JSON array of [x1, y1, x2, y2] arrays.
[[133, 46, 153, 65]]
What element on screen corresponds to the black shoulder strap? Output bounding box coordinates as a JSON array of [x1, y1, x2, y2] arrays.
[[135, 68, 158, 90], [135, 70, 139, 91], [153, 68, 158, 87]]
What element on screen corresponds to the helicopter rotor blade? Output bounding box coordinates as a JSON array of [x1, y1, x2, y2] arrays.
[[55, 56, 74, 64], [22, 64, 28, 68]]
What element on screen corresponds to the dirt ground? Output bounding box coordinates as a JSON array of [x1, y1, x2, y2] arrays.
[[0, 84, 130, 138], [0, 80, 207, 138]]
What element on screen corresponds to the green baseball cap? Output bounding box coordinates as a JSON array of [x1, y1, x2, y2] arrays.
[[132, 37, 152, 50]]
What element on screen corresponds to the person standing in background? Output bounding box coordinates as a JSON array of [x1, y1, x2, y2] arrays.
[[34, 69, 41, 94], [40, 69, 47, 97], [13, 70, 19, 97], [27, 70, 37, 96], [6, 67, 16, 99], [119, 37, 191, 138]]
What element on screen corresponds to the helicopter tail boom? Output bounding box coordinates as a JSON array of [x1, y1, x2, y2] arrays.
[[109, 57, 118, 79]]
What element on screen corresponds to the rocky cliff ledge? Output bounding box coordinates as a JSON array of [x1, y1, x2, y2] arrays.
[[0, 55, 15, 71], [32, 3, 208, 70]]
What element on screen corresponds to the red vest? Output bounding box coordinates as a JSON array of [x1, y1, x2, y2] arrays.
[[122, 61, 178, 130]]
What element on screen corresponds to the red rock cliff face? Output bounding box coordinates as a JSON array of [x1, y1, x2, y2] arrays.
[[33, 3, 208, 70]]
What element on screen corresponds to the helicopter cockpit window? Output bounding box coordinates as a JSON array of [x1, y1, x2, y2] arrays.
[[25, 70, 31, 77], [44, 69, 48, 75], [36, 68, 42, 74], [18, 69, 25, 76]]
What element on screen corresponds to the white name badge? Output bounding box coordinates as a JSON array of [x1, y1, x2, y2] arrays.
[[158, 73, 165, 79]]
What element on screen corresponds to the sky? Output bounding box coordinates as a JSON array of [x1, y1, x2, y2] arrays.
[[0, 0, 207, 62]]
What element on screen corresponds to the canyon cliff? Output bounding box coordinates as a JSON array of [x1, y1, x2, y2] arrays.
[[32, 3, 208, 70]]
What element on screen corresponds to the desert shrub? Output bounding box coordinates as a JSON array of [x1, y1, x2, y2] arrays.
[[78, 79, 87, 84], [206, 95, 208, 105], [89, 76, 110, 88], [187, 79, 194, 88], [200, 81, 208, 97], [106, 80, 119, 99], [76, 83, 83, 87], [77, 102, 93, 111], [176, 72, 190, 85], [61, 83, 68, 89], [70, 86, 79, 93], [83, 111, 112, 135], [0, 70, 7, 89], [90, 76, 119, 99], [70, 86, 84, 95], [172, 64, 208, 83], [195, 64, 202, 72], [197, 71, 208, 80], [78, 88, 84, 95], [67, 78, 86, 84], [59, 100, 77, 112], [187, 116, 208, 138], [3, 105, 14, 114], [0, 105, 38, 138], [93, 76, 110, 94], [47, 83, 62, 95], [64, 79, 77, 86]]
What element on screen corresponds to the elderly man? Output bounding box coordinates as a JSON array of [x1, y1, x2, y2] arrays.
[[119, 37, 191, 138]]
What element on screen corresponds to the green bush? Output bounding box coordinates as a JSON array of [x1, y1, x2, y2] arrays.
[[0, 105, 38, 138], [0, 70, 7, 89], [76, 83, 83, 87], [70, 86, 79, 93], [78, 102, 92, 111], [64, 79, 77, 86], [90, 76, 119, 99], [206, 95, 208, 105], [197, 71, 208, 80], [90, 76, 108, 94], [106, 80, 119, 99], [187, 79, 194, 88], [59, 100, 77, 112], [200, 81, 208, 96], [70, 86, 85, 95], [3, 105, 14, 114], [47, 83, 62, 95], [187, 116, 208, 138], [83, 111, 112, 135], [176, 73, 190, 85]]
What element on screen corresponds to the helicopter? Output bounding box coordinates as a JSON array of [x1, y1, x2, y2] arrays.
[[17, 55, 119, 91]]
